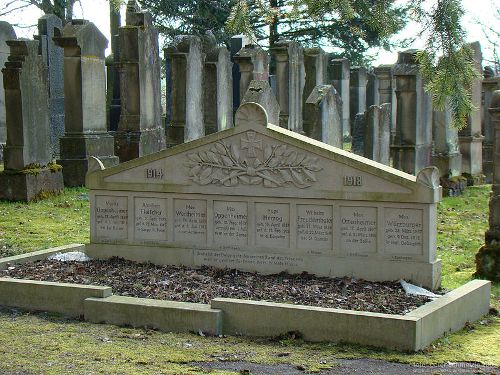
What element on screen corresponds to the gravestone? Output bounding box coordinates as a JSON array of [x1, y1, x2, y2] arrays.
[[241, 80, 280, 127], [303, 48, 328, 138], [164, 35, 205, 146], [231, 35, 250, 113], [459, 42, 484, 184], [36, 15, 65, 159], [350, 67, 367, 132], [106, 1, 122, 132], [392, 50, 432, 175], [374, 64, 397, 146], [114, 4, 166, 162], [0, 40, 63, 201], [86, 102, 442, 289], [329, 58, 350, 139], [204, 41, 233, 134], [351, 113, 366, 156], [270, 39, 305, 133], [305, 85, 342, 147], [475, 90, 500, 281], [366, 70, 380, 108], [432, 104, 462, 179], [54, 20, 119, 187], [0, 22, 16, 163], [482, 74, 500, 183]]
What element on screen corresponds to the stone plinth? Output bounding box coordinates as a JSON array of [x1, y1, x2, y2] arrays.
[[0, 40, 63, 201], [53, 20, 119, 187], [476, 90, 500, 281], [392, 50, 432, 175], [0, 22, 16, 162], [114, 6, 165, 162]]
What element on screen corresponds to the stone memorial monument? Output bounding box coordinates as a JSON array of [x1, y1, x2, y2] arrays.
[[303, 48, 328, 138], [114, 2, 166, 162], [432, 104, 462, 179], [230, 35, 250, 113], [482, 72, 500, 183], [105, 1, 122, 132], [0, 21, 16, 162], [305, 85, 342, 147], [54, 20, 119, 187], [86, 102, 442, 289], [350, 67, 367, 130], [329, 58, 350, 139], [0, 40, 63, 201], [374, 64, 397, 145]]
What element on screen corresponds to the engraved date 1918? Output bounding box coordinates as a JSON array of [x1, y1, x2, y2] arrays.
[[344, 176, 362, 186]]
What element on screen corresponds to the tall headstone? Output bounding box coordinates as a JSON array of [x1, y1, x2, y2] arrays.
[[53, 20, 119, 187], [475, 90, 500, 281], [459, 42, 484, 184], [432, 105, 462, 179], [374, 64, 397, 146], [482, 73, 500, 183], [164, 35, 205, 146], [350, 67, 367, 132], [366, 69, 380, 108], [106, 2, 122, 132], [233, 44, 269, 107], [36, 14, 65, 159], [303, 48, 328, 138], [392, 50, 432, 175], [204, 42, 233, 134], [231, 35, 249, 113], [351, 113, 366, 156], [114, 4, 166, 162], [270, 39, 305, 133], [241, 80, 280, 127], [0, 22, 16, 163], [328, 58, 350, 139], [305, 85, 342, 148], [0, 40, 63, 201], [364, 104, 391, 165]]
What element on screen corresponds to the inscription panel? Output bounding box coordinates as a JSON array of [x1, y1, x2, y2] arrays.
[[384, 208, 423, 256], [194, 250, 305, 269], [214, 201, 248, 245], [174, 199, 207, 242], [134, 198, 168, 242], [340, 206, 377, 255], [95, 195, 128, 240], [296, 205, 333, 251], [255, 203, 290, 248]]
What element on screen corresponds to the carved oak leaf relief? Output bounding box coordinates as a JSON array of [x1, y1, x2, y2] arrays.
[[185, 132, 322, 188]]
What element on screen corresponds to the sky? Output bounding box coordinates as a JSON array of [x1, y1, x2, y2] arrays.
[[0, 0, 498, 67]]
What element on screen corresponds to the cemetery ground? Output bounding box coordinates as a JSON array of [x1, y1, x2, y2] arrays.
[[0, 185, 498, 374]]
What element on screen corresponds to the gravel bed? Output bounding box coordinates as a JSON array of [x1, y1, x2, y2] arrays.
[[3, 257, 431, 315]]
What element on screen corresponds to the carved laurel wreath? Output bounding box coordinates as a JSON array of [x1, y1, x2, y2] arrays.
[[186, 132, 322, 188]]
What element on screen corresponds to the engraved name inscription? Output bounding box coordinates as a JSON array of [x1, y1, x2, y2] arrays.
[[174, 199, 207, 242], [95, 196, 128, 240], [255, 203, 290, 248], [340, 206, 377, 254], [385, 208, 423, 255], [134, 198, 167, 241], [297, 205, 333, 250], [214, 201, 248, 245]]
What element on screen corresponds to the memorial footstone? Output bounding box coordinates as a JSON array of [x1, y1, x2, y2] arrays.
[[305, 85, 342, 147], [459, 42, 484, 184], [475, 90, 500, 281], [54, 20, 119, 187], [114, 3, 166, 162], [36, 14, 64, 159], [86, 101, 443, 289], [270, 39, 305, 133], [329, 58, 350, 140], [0, 22, 16, 163], [0, 40, 63, 201], [482, 71, 500, 183], [392, 50, 432, 175]]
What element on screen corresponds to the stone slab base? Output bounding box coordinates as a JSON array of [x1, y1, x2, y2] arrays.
[[114, 127, 166, 163], [59, 156, 119, 187], [0, 169, 63, 202]]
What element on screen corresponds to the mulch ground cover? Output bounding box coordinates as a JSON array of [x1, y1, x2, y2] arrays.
[[3, 257, 431, 315]]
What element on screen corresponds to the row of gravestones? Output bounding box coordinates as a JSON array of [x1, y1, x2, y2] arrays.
[[0, 2, 499, 201]]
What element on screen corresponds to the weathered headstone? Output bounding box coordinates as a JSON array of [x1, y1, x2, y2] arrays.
[[0, 22, 16, 163], [231, 35, 250, 113], [204, 41, 233, 134], [374, 64, 397, 145], [106, 2, 122, 132], [432, 104, 462, 180], [392, 50, 432, 175], [54, 20, 119, 187], [114, 4, 166, 162], [350, 66, 367, 132], [86, 102, 443, 289], [36, 14, 65, 159], [233, 44, 269, 106], [241, 80, 280, 127], [482, 73, 500, 183], [303, 48, 328, 138], [164, 35, 205, 146], [475, 90, 500, 281], [328, 58, 350, 139], [270, 39, 305, 133], [305, 85, 342, 147], [351, 113, 366, 156], [366, 69, 380, 108], [0, 40, 63, 201], [459, 42, 484, 184]]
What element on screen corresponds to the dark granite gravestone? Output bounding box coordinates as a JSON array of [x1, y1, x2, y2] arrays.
[[53, 20, 119, 187], [36, 14, 65, 159], [0, 22, 16, 163], [0, 40, 63, 201], [114, 3, 166, 162], [230, 35, 249, 113]]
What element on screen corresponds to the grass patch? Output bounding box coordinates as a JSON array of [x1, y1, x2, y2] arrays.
[[0, 184, 498, 372]]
